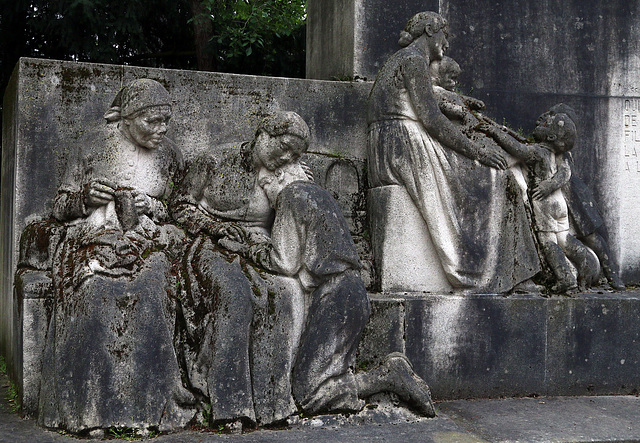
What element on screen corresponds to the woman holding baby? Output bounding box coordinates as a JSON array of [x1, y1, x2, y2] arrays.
[[367, 11, 541, 293]]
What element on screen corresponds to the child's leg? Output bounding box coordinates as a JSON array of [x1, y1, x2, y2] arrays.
[[538, 231, 577, 292], [560, 232, 601, 289], [582, 232, 624, 289]]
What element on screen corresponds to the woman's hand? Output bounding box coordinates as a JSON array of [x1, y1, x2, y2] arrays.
[[217, 223, 247, 243], [218, 237, 249, 255], [84, 179, 116, 207]]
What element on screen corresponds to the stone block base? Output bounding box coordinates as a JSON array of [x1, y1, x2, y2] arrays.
[[359, 292, 640, 400], [14, 270, 52, 417], [368, 185, 452, 293]]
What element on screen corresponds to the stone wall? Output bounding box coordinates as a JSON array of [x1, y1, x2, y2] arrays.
[[306, 0, 439, 81], [0, 57, 371, 387]]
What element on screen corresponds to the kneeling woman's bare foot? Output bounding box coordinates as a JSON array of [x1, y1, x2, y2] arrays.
[[382, 353, 436, 417]]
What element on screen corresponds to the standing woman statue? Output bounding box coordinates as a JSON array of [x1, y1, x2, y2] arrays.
[[38, 79, 195, 435], [367, 12, 541, 293]]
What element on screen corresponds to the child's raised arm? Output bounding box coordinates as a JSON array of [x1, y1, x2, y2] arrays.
[[479, 123, 538, 164]]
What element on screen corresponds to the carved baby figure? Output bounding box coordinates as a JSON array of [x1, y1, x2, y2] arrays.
[[481, 113, 599, 292], [430, 56, 486, 134], [431, 56, 528, 145]]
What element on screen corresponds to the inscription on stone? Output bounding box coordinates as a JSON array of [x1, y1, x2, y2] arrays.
[[624, 98, 640, 172]]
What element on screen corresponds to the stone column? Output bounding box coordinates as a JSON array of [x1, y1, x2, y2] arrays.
[[306, 0, 439, 81]]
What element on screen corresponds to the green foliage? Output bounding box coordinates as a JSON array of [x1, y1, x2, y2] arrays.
[[201, 402, 213, 428], [6, 383, 20, 413], [9, 0, 196, 66], [0, 0, 307, 140], [197, 0, 306, 77], [0, 357, 21, 414], [107, 427, 151, 441]]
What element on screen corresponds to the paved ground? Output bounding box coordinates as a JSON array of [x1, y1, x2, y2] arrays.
[[2, 374, 639, 442]]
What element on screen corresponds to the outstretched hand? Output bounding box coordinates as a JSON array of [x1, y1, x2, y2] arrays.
[[300, 161, 314, 181], [477, 147, 507, 170], [476, 122, 494, 135], [467, 97, 486, 111], [133, 192, 152, 215]]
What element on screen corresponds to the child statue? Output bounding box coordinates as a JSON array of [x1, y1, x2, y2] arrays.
[[481, 113, 600, 292]]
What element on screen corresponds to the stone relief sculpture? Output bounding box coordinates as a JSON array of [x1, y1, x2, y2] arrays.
[[17, 83, 436, 434], [35, 79, 196, 434], [366, 10, 621, 294], [538, 104, 624, 290], [244, 160, 434, 418], [430, 56, 530, 149], [480, 112, 600, 292], [170, 111, 311, 427], [171, 111, 435, 428], [367, 11, 541, 293]]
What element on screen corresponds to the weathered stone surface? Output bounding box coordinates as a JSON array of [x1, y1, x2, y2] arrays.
[[368, 186, 451, 293], [442, 1, 640, 283], [358, 292, 640, 400], [356, 294, 406, 369], [545, 293, 640, 396], [405, 294, 547, 399], [14, 271, 52, 418], [311, 1, 640, 284], [1, 58, 371, 409], [367, 11, 540, 294]]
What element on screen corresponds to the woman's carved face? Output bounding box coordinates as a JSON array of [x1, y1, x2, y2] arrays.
[[428, 27, 449, 61], [124, 105, 172, 150], [253, 132, 301, 171]]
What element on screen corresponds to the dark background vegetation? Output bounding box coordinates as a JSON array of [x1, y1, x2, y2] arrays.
[[0, 0, 307, 144]]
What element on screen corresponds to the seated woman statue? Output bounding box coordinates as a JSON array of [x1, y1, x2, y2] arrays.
[[367, 11, 541, 293], [170, 111, 311, 428], [38, 79, 195, 435]]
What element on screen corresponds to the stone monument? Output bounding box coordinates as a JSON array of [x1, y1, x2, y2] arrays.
[[3, 3, 640, 436], [6, 75, 435, 434]]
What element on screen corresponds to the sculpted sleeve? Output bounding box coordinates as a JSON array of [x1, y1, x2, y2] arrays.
[[170, 154, 223, 235]]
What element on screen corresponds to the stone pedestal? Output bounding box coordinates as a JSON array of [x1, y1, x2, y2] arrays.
[[14, 270, 52, 417], [359, 292, 640, 400], [368, 185, 452, 293]]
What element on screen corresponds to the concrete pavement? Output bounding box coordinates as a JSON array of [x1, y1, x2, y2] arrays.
[[2, 375, 639, 442]]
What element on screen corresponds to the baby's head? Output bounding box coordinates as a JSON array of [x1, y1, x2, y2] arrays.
[[533, 112, 576, 152], [430, 56, 461, 91], [258, 162, 309, 208]]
